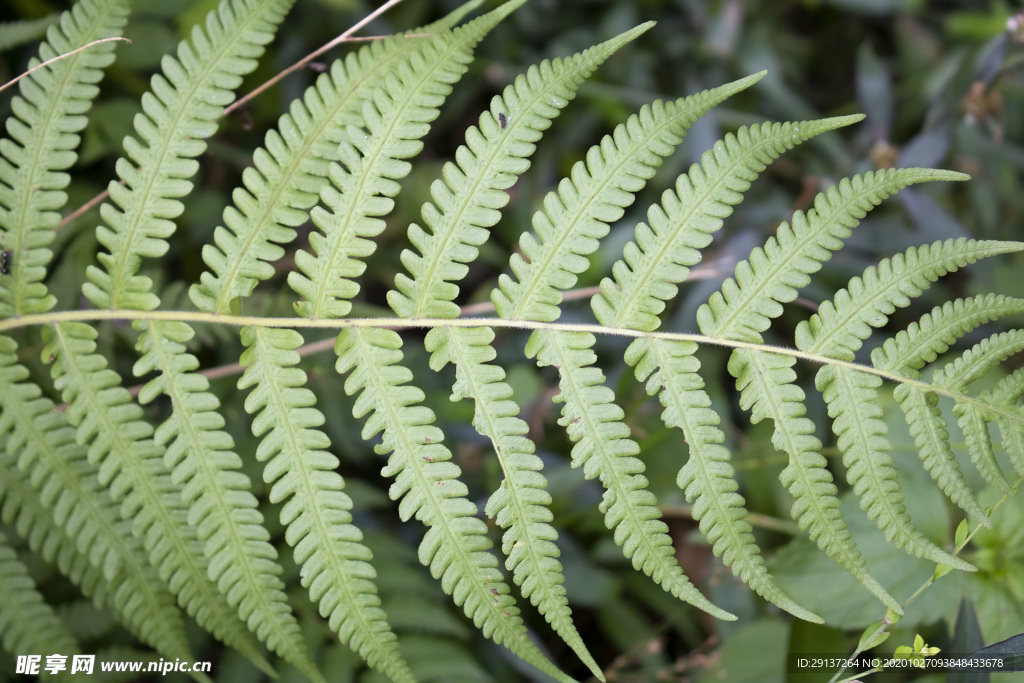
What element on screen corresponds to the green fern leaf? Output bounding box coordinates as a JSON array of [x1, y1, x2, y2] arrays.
[[528, 328, 735, 620], [955, 399, 1010, 494], [0, 531, 80, 659], [870, 295, 1024, 519], [249, 7, 526, 674], [934, 330, 1024, 393], [193, 0, 506, 315], [731, 347, 902, 612], [0, 336, 193, 662], [486, 79, 812, 620], [65, 0, 320, 674], [387, 21, 655, 319], [238, 326, 413, 683], [978, 368, 1024, 477], [936, 330, 1024, 492], [426, 325, 603, 678], [816, 364, 973, 569], [697, 168, 968, 342], [43, 321, 274, 676], [795, 239, 1024, 359], [892, 383, 987, 520], [289, 0, 523, 319], [586, 118, 861, 619], [688, 169, 974, 610], [592, 115, 863, 331], [134, 319, 323, 683], [335, 326, 574, 683], [627, 337, 821, 621], [715, 198, 996, 569], [0, 442, 115, 611], [795, 242, 1023, 523], [493, 72, 766, 322], [873, 295, 1024, 375], [0, 0, 128, 317], [83, 0, 294, 311], [0, 446, 188, 677]]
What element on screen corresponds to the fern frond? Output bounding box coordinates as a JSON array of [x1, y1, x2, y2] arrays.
[[731, 347, 902, 612], [247, 7, 526, 673], [872, 295, 1024, 375], [0, 0, 128, 317], [582, 118, 861, 619], [493, 72, 766, 322], [697, 168, 968, 342], [335, 326, 574, 683], [484, 79, 812, 620], [43, 321, 274, 676], [794, 242, 1022, 523], [892, 383, 987, 520], [934, 330, 1024, 392], [692, 171, 991, 595], [0, 531, 80, 659], [387, 21, 654, 319], [238, 326, 413, 683], [0, 446, 191, 675], [426, 325, 602, 678], [592, 115, 863, 331], [816, 364, 973, 568], [870, 295, 1024, 519], [685, 170, 972, 613], [627, 337, 821, 621], [0, 335, 193, 661], [977, 368, 1024, 477], [289, 0, 522, 319], [83, 0, 293, 311], [936, 330, 1024, 492], [528, 328, 735, 620], [59, 0, 320, 674], [193, 0, 507, 315], [0, 441, 114, 610], [134, 319, 322, 683], [795, 239, 1024, 359]]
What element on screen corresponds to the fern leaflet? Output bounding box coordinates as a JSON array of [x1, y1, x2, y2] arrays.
[[83, 0, 294, 311], [493, 72, 768, 322], [135, 318, 321, 681], [336, 327, 573, 683], [388, 21, 655, 319], [0, 531, 80, 660], [0, 0, 128, 317], [44, 321, 274, 675], [731, 346, 903, 612], [291, 0, 523, 318], [192, 0, 495, 315], [627, 337, 821, 621], [0, 336, 194, 664], [239, 326, 413, 683], [426, 325, 603, 678]]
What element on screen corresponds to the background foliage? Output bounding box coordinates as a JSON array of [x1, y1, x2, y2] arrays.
[[1, 0, 1023, 681]]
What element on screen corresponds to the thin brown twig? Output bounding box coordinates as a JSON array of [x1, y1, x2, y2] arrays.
[[0, 37, 129, 96], [223, 0, 407, 116], [57, 182, 117, 229], [57, 1, 409, 231], [320, 32, 431, 44]]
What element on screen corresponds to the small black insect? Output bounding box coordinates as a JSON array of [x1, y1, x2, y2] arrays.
[[0, 249, 9, 275], [498, 112, 507, 129]]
